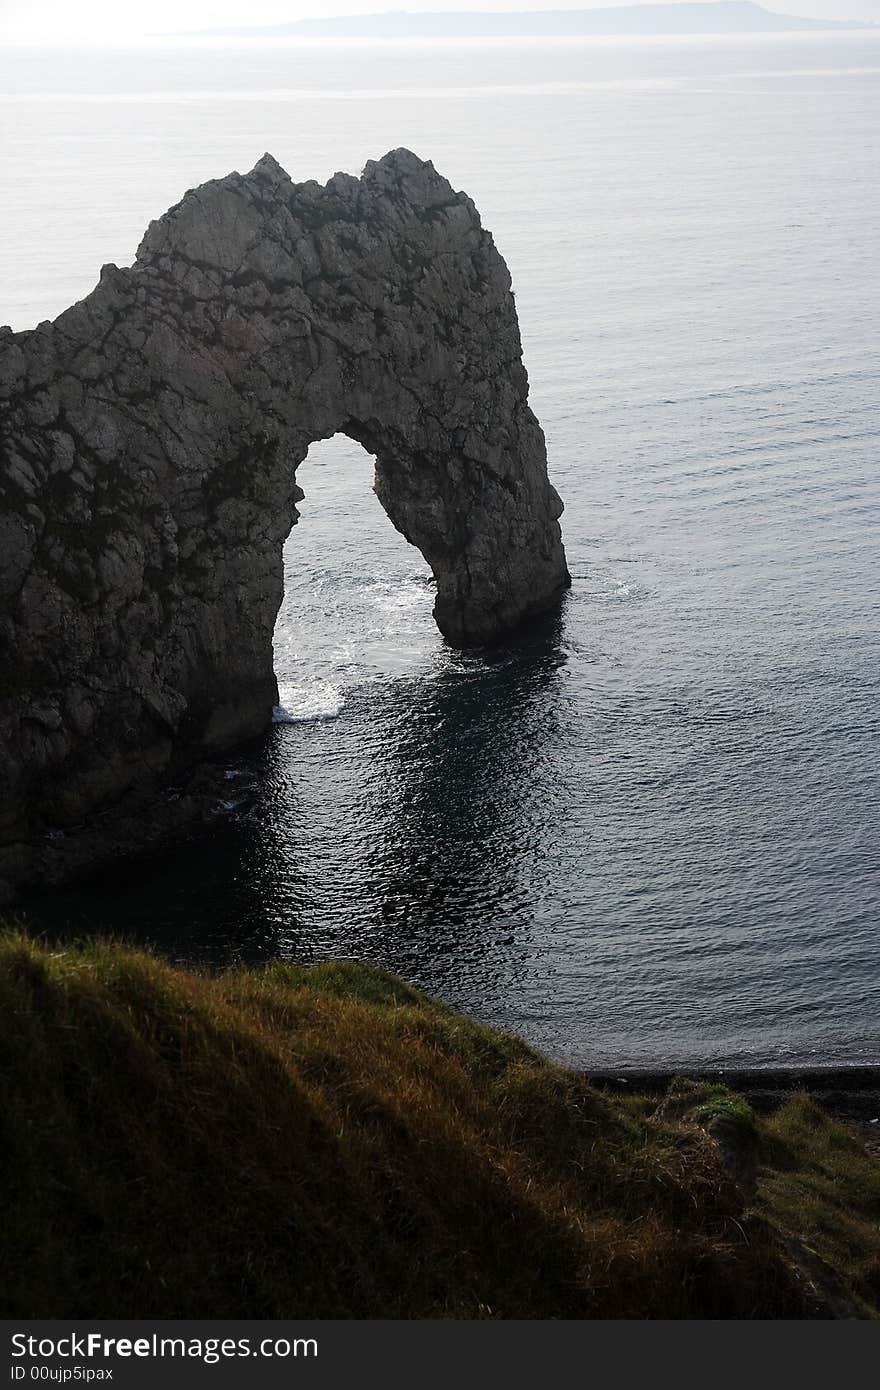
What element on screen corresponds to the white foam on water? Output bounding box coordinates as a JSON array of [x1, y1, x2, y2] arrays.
[[367, 577, 434, 634], [273, 681, 345, 724], [586, 572, 639, 602]]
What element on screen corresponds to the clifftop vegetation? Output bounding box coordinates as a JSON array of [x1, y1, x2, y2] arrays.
[[2, 931, 878, 1318]]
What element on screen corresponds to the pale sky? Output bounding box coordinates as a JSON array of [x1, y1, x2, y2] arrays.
[[1, 0, 877, 43]]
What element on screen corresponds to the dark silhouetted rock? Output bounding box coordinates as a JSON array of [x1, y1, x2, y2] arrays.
[[0, 149, 568, 883]]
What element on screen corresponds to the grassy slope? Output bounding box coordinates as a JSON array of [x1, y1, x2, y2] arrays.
[[1, 932, 877, 1319]]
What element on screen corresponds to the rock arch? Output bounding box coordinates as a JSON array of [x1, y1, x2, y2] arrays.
[[0, 148, 568, 873]]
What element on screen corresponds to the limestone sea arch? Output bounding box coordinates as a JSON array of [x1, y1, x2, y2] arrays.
[[0, 148, 569, 872]]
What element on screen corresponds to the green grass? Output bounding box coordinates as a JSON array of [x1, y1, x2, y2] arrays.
[[1, 931, 877, 1319], [757, 1094, 880, 1316]]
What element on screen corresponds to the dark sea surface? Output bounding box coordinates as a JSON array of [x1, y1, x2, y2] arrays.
[[2, 34, 878, 1067]]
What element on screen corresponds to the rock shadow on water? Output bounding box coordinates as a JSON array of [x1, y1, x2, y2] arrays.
[[330, 609, 570, 984], [15, 808, 293, 968]]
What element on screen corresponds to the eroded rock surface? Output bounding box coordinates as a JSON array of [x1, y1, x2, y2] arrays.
[[0, 149, 568, 881]]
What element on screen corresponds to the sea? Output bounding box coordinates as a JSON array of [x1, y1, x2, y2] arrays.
[[1, 32, 878, 1069]]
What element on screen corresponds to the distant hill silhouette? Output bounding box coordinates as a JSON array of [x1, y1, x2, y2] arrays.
[[189, 3, 871, 41]]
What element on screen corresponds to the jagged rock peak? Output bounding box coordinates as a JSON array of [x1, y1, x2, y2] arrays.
[[250, 151, 290, 182]]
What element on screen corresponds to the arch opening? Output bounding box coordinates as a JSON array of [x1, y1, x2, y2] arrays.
[[271, 434, 438, 725]]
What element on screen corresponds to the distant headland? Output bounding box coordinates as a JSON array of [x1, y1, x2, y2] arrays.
[[184, 3, 874, 41]]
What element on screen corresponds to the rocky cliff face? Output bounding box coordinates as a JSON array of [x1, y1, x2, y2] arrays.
[[0, 149, 568, 882]]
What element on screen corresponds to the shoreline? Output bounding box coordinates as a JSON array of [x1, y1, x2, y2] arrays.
[[591, 1067, 880, 1154], [591, 1065, 880, 1089]]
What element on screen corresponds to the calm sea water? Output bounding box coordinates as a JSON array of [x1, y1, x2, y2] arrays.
[[3, 35, 879, 1068]]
